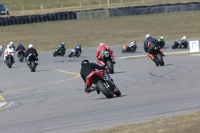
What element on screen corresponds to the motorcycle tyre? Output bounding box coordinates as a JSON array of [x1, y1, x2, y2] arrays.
[[122, 49, 126, 53], [31, 61, 36, 72], [156, 53, 164, 66], [68, 52, 73, 58], [114, 90, 121, 97], [8, 58, 12, 68], [53, 51, 56, 57], [97, 80, 114, 98], [106, 60, 114, 74], [172, 44, 176, 49], [20, 54, 24, 62]]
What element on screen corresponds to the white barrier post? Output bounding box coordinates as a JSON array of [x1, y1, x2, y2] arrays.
[[142, 0, 144, 5], [189, 40, 199, 52], [80, 2, 82, 11], [107, 0, 109, 7], [40, 4, 44, 13]]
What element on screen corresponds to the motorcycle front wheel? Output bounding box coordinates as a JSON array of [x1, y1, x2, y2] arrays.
[[97, 80, 114, 98], [8, 58, 12, 68], [68, 52, 73, 57], [20, 54, 24, 62]]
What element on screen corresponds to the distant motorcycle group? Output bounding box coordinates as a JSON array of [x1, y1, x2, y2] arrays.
[[53, 42, 82, 58]]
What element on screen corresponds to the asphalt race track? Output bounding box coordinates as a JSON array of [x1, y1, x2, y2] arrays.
[[0, 40, 200, 133]]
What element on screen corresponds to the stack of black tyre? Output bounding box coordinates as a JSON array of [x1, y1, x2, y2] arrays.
[[0, 11, 77, 26]]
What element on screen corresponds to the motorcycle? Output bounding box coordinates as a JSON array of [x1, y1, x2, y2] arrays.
[[68, 48, 81, 58], [172, 40, 188, 49], [148, 45, 164, 66], [5, 52, 14, 68], [87, 69, 121, 98], [26, 54, 38, 72], [122, 45, 137, 53], [53, 46, 66, 57], [101, 51, 114, 74], [17, 49, 25, 62]]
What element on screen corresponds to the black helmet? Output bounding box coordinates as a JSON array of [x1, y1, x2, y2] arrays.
[[81, 60, 89, 65]]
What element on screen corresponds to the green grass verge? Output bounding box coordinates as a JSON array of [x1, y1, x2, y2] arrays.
[[0, 10, 199, 52], [87, 111, 200, 133]]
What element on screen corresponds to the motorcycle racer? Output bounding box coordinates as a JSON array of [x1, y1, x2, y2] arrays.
[[144, 34, 165, 61], [16, 43, 26, 58], [4, 44, 15, 63], [124, 41, 137, 51], [74, 44, 82, 56], [96, 42, 115, 66], [25, 44, 39, 63], [80, 59, 117, 94]]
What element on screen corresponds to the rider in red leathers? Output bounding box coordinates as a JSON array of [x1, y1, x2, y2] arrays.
[[96, 42, 115, 67]]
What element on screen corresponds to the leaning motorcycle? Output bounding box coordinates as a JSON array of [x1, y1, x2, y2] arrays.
[[17, 49, 25, 62], [26, 54, 38, 72], [148, 45, 164, 66], [5, 52, 14, 68], [87, 69, 121, 98], [53, 47, 66, 57], [122, 45, 137, 53], [68, 48, 81, 58], [101, 51, 114, 74], [172, 40, 188, 49]]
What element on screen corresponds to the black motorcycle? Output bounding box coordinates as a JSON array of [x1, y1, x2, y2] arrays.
[[17, 49, 25, 62], [101, 51, 114, 74], [26, 54, 38, 72], [148, 45, 164, 66], [172, 40, 188, 49]]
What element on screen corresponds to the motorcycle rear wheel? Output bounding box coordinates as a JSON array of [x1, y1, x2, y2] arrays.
[[31, 61, 36, 72], [20, 54, 24, 62], [97, 80, 114, 98], [156, 53, 164, 66]]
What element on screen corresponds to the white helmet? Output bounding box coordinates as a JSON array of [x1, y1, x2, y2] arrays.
[[146, 34, 151, 39], [29, 44, 33, 48], [129, 41, 136, 47], [9, 41, 13, 45], [100, 42, 106, 46], [182, 36, 186, 40], [7, 45, 10, 48], [160, 36, 164, 40], [61, 42, 65, 45]]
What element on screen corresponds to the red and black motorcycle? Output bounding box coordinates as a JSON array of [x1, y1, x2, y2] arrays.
[[87, 70, 121, 98], [148, 45, 164, 66]]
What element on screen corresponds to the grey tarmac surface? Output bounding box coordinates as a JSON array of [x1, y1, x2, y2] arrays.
[[0, 39, 200, 133]]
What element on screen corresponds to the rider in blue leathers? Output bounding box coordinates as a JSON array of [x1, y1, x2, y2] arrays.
[[74, 44, 82, 55]]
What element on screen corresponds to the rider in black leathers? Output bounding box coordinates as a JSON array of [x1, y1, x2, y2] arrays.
[[80, 60, 105, 94], [25, 44, 39, 61]]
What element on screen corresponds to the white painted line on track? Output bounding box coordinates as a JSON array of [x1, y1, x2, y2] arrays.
[[0, 102, 7, 108], [116, 51, 194, 59]]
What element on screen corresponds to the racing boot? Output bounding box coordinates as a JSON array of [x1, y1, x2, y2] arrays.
[[159, 49, 165, 56], [147, 53, 154, 61]]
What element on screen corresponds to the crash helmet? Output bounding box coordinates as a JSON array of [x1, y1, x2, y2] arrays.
[[61, 42, 65, 45], [182, 36, 186, 40], [9, 41, 14, 45], [18, 43, 22, 46], [99, 42, 106, 46], [29, 44, 33, 48], [146, 34, 151, 39], [129, 41, 136, 47], [7, 45, 10, 48], [81, 59, 89, 65], [160, 36, 164, 40]]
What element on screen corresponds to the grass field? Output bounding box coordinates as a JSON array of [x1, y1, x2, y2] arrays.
[[1, 0, 200, 16], [87, 111, 200, 133], [0, 10, 199, 51]]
